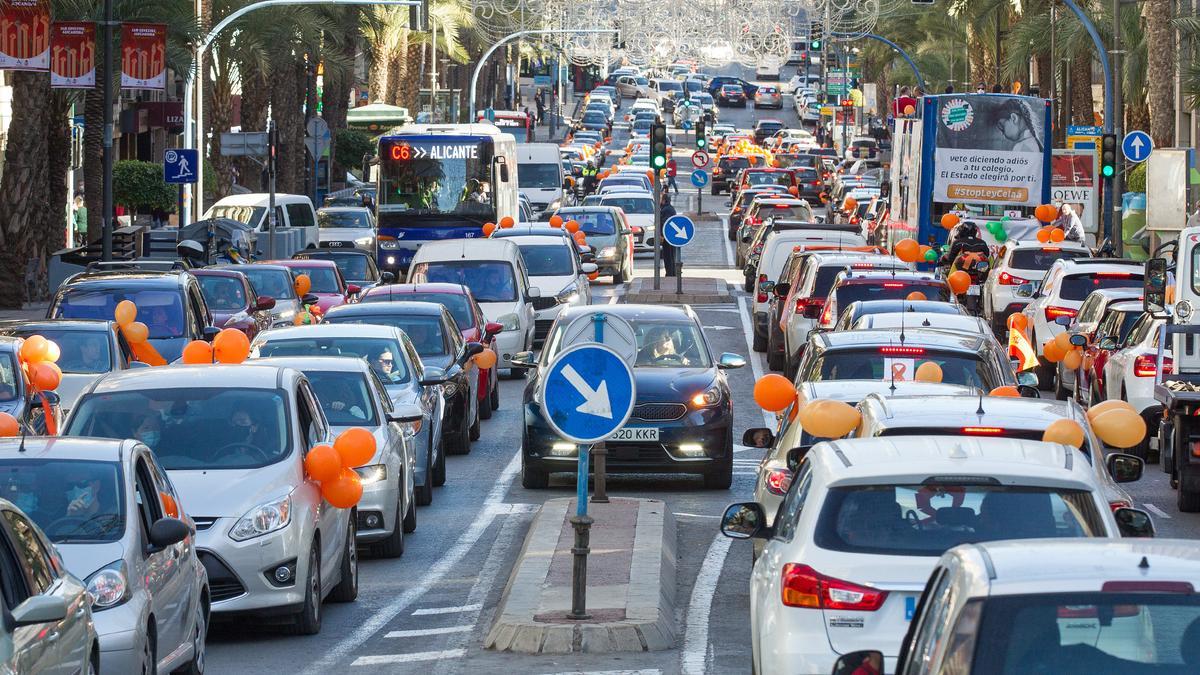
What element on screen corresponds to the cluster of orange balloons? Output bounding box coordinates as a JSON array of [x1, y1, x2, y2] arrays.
[[1087, 400, 1148, 448], [115, 300, 150, 347], [894, 238, 921, 263], [1036, 226, 1066, 243], [1042, 331, 1083, 369], [752, 375, 862, 438], [941, 213, 960, 230], [1034, 204, 1058, 223], [19, 334, 63, 392], [181, 328, 251, 365], [303, 427, 376, 507]]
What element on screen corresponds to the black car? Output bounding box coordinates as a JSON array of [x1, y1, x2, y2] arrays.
[[48, 269, 217, 363], [514, 305, 745, 489], [293, 248, 395, 298], [715, 84, 747, 108], [754, 119, 785, 144], [712, 155, 752, 196], [727, 186, 791, 241], [707, 76, 757, 98]]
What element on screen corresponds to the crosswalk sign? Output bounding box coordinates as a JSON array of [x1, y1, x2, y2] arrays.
[[164, 149, 198, 185]]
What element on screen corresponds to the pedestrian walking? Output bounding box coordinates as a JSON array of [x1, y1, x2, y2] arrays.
[[666, 157, 679, 195], [535, 95, 546, 126], [523, 107, 534, 141], [660, 193, 678, 277], [72, 195, 87, 247]]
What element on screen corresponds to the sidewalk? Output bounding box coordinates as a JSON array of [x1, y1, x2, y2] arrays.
[[485, 497, 676, 654], [0, 302, 48, 321], [623, 276, 734, 305]]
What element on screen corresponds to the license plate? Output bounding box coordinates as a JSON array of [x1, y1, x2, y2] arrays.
[[610, 427, 659, 442], [966, 285, 981, 296]]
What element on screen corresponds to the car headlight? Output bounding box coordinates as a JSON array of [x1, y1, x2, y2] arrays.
[[598, 246, 618, 259], [355, 236, 374, 247], [229, 493, 292, 541], [86, 560, 130, 610], [379, 240, 400, 250], [354, 464, 387, 485], [690, 386, 723, 408], [555, 286, 580, 305], [498, 313, 521, 331]]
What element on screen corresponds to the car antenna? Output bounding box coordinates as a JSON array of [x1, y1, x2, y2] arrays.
[[1139, 556, 1150, 569], [976, 393, 986, 416]]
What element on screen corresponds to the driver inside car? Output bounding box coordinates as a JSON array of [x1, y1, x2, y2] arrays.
[[638, 326, 695, 366]]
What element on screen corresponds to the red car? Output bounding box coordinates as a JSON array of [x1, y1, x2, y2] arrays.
[[191, 268, 275, 339], [360, 283, 503, 418], [266, 259, 359, 313]]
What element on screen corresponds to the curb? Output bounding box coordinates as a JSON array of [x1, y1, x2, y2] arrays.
[[484, 498, 677, 654]]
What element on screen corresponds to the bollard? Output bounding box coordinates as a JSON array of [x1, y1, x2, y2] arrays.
[[591, 442, 609, 503], [675, 257, 683, 295], [569, 444, 592, 620]]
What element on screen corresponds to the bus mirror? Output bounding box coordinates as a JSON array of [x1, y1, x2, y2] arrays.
[[496, 156, 511, 182], [1144, 257, 1169, 318]]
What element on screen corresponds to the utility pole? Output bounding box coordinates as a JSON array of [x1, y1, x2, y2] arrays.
[[1111, 0, 1124, 255], [101, 0, 114, 261]]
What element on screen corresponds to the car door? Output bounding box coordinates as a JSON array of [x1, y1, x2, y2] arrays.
[[298, 381, 345, 582], [131, 453, 189, 662], [144, 453, 197, 664]]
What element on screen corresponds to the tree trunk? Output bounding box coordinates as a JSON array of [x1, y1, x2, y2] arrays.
[[1127, 98, 1152, 135], [1143, 0, 1176, 146], [237, 63, 270, 191], [397, 41, 424, 112], [270, 55, 307, 194], [0, 72, 51, 307], [368, 48, 392, 103], [83, 88, 104, 242], [1069, 53, 1094, 124], [45, 91, 72, 258], [208, 58, 236, 198]]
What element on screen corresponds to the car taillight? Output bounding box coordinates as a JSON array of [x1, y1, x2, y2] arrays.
[[879, 346, 926, 356], [765, 468, 793, 496], [998, 271, 1030, 286], [1108, 499, 1132, 512], [1045, 306, 1078, 321], [756, 275, 769, 303], [781, 563, 888, 610], [1095, 272, 1132, 278], [1133, 354, 1173, 377], [962, 426, 1005, 435], [1057, 604, 1141, 619], [796, 297, 825, 319], [820, 302, 834, 326], [882, 282, 905, 288]]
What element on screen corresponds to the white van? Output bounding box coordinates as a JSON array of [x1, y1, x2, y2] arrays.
[[204, 193, 320, 254], [516, 143, 567, 218], [407, 238, 539, 376]]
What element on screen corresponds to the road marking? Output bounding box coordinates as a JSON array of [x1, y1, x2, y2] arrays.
[[1144, 503, 1172, 519], [675, 512, 721, 519], [384, 625, 473, 638], [721, 217, 734, 266], [540, 670, 662, 675], [608, 294, 619, 305], [680, 534, 733, 674], [312, 453, 520, 671], [411, 603, 484, 616], [351, 650, 467, 666], [735, 296, 773, 426], [705, 325, 737, 330]]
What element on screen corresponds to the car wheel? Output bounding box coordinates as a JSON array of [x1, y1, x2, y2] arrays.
[[520, 429, 549, 489], [430, 432, 446, 488], [703, 434, 734, 489], [329, 518, 358, 602], [446, 400, 472, 455], [490, 377, 500, 410], [176, 599, 208, 674], [402, 486, 418, 531], [479, 378, 493, 420], [711, 185, 719, 196], [469, 403, 481, 441], [288, 544, 321, 635], [374, 503, 406, 558], [1179, 466, 1200, 512], [139, 629, 156, 675]]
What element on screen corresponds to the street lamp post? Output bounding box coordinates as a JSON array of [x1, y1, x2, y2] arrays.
[[101, 0, 114, 261]]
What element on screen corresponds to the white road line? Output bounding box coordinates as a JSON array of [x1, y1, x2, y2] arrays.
[[541, 671, 663, 675], [675, 512, 722, 519], [735, 295, 773, 426], [411, 604, 484, 616], [680, 534, 733, 674], [608, 293, 619, 304], [1144, 503, 1173, 519], [720, 217, 734, 267], [351, 650, 467, 666], [312, 452, 520, 671], [384, 625, 473, 638]]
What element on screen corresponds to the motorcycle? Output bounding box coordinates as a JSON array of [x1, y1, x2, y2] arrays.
[[953, 250, 991, 315]]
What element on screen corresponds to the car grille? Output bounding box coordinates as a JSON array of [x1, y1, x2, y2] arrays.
[[192, 517, 218, 532], [631, 402, 687, 421], [199, 551, 247, 602], [531, 296, 558, 311], [534, 319, 555, 342]]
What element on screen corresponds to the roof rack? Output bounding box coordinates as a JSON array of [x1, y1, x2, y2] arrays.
[[1066, 258, 1142, 266], [84, 259, 189, 273]]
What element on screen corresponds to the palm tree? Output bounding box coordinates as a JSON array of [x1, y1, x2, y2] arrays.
[[1142, 0, 1176, 145]]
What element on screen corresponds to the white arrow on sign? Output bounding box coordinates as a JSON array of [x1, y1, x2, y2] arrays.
[[669, 221, 689, 240], [413, 146, 427, 159], [562, 365, 612, 419], [1129, 136, 1145, 158]]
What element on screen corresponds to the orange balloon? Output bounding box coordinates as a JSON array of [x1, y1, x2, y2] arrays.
[[482, 222, 496, 236], [212, 328, 251, 364], [754, 373, 796, 412], [947, 270, 971, 295], [788, 186, 799, 197], [1007, 313, 1029, 332], [1043, 340, 1066, 363], [122, 322, 149, 344], [894, 238, 920, 263], [1054, 331, 1074, 352], [906, 291, 927, 301], [0, 412, 17, 437], [42, 340, 59, 364], [1049, 227, 1065, 242], [989, 385, 1021, 397], [903, 104, 915, 115], [181, 340, 213, 364], [19, 335, 49, 364], [549, 215, 564, 228], [573, 231, 588, 245], [1036, 227, 1052, 243], [565, 220, 581, 234], [748, 156, 758, 166], [304, 444, 342, 482], [1043, 419, 1085, 448], [915, 361, 943, 383], [1087, 399, 1137, 421], [294, 274, 312, 297], [475, 348, 497, 370], [293, 311, 314, 326], [28, 362, 61, 391], [1091, 408, 1147, 448], [940, 213, 960, 230], [321, 469, 363, 508], [500, 216, 516, 229], [1035, 204, 1057, 223], [919, 245, 932, 259], [799, 399, 861, 438], [844, 197, 858, 211], [334, 427, 377, 468], [588, 271, 599, 281], [114, 300, 137, 327], [1062, 348, 1084, 370]]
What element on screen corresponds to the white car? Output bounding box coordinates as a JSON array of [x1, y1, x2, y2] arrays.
[[599, 192, 656, 248], [498, 233, 594, 345], [1055, 287, 1143, 400], [850, 312, 995, 341], [1098, 312, 1169, 457], [982, 239, 1091, 334], [721, 435, 1139, 674], [1018, 258, 1144, 388]]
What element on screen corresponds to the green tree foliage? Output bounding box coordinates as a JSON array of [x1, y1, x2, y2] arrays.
[[113, 161, 177, 213], [335, 130, 376, 180]]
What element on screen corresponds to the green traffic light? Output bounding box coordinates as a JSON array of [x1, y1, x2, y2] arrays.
[[811, 40, 821, 49], [653, 156, 666, 168], [1102, 165, 1114, 177]]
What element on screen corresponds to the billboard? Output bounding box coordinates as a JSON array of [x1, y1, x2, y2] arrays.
[[1051, 150, 1098, 234], [121, 23, 166, 90], [50, 22, 95, 88], [931, 94, 1050, 207], [0, 0, 50, 71]]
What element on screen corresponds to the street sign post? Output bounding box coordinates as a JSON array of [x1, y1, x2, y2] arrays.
[[1122, 130, 1153, 163], [163, 149, 198, 185]]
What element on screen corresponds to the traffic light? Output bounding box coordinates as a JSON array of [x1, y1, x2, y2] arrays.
[[810, 37, 821, 50], [650, 122, 668, 170], [695, 119, 706, 149], [1101, 134, 1117, 178], [810, 22, 822, 50]]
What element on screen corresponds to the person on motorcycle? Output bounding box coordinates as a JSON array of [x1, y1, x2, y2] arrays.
[[940, 221, 991, 274], [581, 160, 599, 195]]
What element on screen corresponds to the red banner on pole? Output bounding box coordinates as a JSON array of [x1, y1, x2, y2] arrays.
[[0, 0, 50, 71], [50, 22, 95, 88], [120, 23, 166, 90]]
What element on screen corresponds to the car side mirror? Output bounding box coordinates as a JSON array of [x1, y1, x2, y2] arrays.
[[719, 502, 772, 540], [387, 403, 424, 426], [1055, 316, 1073, 327], [718, 353, 746, 369], [526, 288, 542, 301], [128, 361, 151, 369], [510, 350, 537, 369], [773, 282, 791, 298], [581, 262, 598, 275], [1144, 257, 1169, 318], [1016, 371, 1039, 388], [786, 447, 811, 473], [459, 341, 485, 366], [1107, 452, 1144, 483], [302, 293, 320, 306], [346, 284, 361, 295], [1098, 337, 1117, 350], [10, 595, 68, 627], [832, 651, 884, 675], [1014, 283, 1035, 299], [1017, 385, 1041, 398], [1069, 334, 1088, 347], [148, 517, 189, 552], [484, 321, 503, 337], [380, 271, 396, 284], [202, 326, 221, 342], [256, 295, 276, 311], [1114, 507, 1155, 538], [741, 427, 775, 448]]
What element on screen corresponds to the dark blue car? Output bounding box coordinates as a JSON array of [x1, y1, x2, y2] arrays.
[[514, 305, 745, 489]]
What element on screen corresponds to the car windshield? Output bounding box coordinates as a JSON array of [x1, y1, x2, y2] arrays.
[[288, 267, 340, 293], [254, 337, 411, 383], [582, 112, 606, 124], [563, 212, 616, 235], [517, 164, 561, 189], [361, 292, 472, 329], [317, 210, 371, 229], [303, 370, 378, 426], [684, 80, 703, 92], [520, 243, 575, 277], [633, 321, 710, 367], [303, 253, 372, 282], [197, 275, 247, 311], [722, 85, 741, 94], [7, 330, 110, 375], [1059, 273, 1143, 301], [632, 119, 652, 133], [65, 389, 291, 470], [207, 205, 264, 228], [807, 349, 992, 389], [813, 484, 1104, 557], [721, 157, 751, 172], [969, 592, 1200, 673], [1009, 248, 1090, 270], [756, 205, 809, 220], [746, 172, 792, 187], [240, 268, 298, 300], [54, 288, 186, 339], [658, 80, 682, 91], [409, 261, 518, 303], [835, 281, 953, 306], [695, 94, 714, 105], [325, 314, 447, 357], [601, 196, 654, 215], [0, 459, 125, 543]]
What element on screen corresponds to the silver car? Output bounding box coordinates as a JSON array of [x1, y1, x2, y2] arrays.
[[0, 497, 96, 674], [317, 206, 376, 252], [0, 438, 207, 673], [254, 356, 421, 557], [251, 324, 447, 506], [64, 364, 358, 635]]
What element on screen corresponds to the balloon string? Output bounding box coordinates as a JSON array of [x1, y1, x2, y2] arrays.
[[39, 390, 57, 436]]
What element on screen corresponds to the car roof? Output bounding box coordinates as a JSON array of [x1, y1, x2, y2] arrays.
[[263, 259, 338, 270], [834, 270, 944, 284], [217, 263, 293, 274], [326, 301, 445, 319], [190, 268, 245, 279], [0, 319, 116, 333], [89, 364, 296, 393], [499, 235, 577, 248], [1005, 239, 1090, 251], [846, 299, 966, 315], [807, 253, 903, 266], [1083, 288, 1142, 303], [491, 227, 573, 239], [859, 394, 1089, 430], [1055, 258, 1143, 272], [318, 206, 371, 214], [0, 436, 136, 462], [256, 324, 405, 341], [410, 238, 521, 261], [853, 313, 987, 333], [60, 270, 185, 288], [361, 282, 469, 298], [800, 380, 981, 403], [816, 327, 988, 351], [1106, 300, 1146, 312], [251, 355, 374, 374]]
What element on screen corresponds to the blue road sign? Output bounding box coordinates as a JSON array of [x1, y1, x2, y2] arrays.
[[1122, 130, 1153, 163], [681, 120, 693, 131], [540, 343, 636, 444], [691, 170, 709, 188], [662, 214, 696, 247], [163, 149, 198, 185], [1067, 125, 1102, 136]]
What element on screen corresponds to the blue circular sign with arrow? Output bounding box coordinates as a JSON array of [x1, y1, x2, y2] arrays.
[[691, 170, 709, 188], [540, 343, 636, 444], [662, 214, 696, 247]]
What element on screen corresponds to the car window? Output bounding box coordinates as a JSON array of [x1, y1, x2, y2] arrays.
[[1059, 273, 1143, 302], [55, 288, 187, 339], [1076, 295, 1104, 325], [287, 266, 341, 293], [410, 261, 518, 303], [197, 275, 248, 311], [0, 519, 31, 609], [834, 280, 953, 306], [285, 204, 316, 229], [1009, 247, 1090, 270], [239, 268, 298, 300], [773, 460, 813, 541], [133, 457, 163, 538], [255, 336, 412, 383], [519, 243, 576, 277], [317, 210, 371, 228], [600, 196, 654, 215], [5, 328, 112, 375], [0, 510, 55, 594], [1124, 313, 1153, 347], [326, 314, 447, 357], [304, 370, 378, 426], [902, 568, 953, 674], [361, 292, 473, 330], [807, 349, 993, 389], [0, 458, 125, 543], [632, 321, 711, 368]]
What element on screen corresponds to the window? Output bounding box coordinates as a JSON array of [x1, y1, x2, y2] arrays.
[[197, 275, 248, 311], [410, 261, 518, 303], [519, 243, 576, 277], [1059, 274, 1143, 302], [807, 349, 992, 390], [255, 336, 412, 384], [288, 266, 341, 293], [1076, 295, 1104, 325], [1, 510, 55, 594], [238, 268, 297, 300], [305, 371, 379, 426], [517, 164, 561, 189], [285, 204, 316, 230], [1009, 248, 1089, 270], [55, 288, 187, 339], [133, 459, 163, 539], [326, 314, 447, 357], [902, 569, 953, 674], [6, 329, 113, 375], [0, 522, 29, 609], [317, 210, 371, 229], [360, 292, 473, 330], [0, 459, 126, 543], [772, 460, 813, 541], [834, 280, 953, 307]]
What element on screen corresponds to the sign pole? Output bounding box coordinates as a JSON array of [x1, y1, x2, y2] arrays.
[[653, 168, 662, 290], [569, 443, 592, 621]]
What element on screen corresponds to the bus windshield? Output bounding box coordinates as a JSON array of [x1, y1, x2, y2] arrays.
[[378, 137, 496, 223]]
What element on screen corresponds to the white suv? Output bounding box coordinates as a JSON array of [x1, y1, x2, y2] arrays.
[[1098, 312, 1169, 459], [982, 240, 1091, 334], [1018, 258, 1143, 388]]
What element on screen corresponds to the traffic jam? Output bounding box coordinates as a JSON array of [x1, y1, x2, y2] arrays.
[[2, 64, 1200, 675]]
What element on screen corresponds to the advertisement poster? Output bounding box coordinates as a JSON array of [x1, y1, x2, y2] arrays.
[[0, 0, 50, 71], [50, 22, 95, 88], [120, 23, 166, 90], [1051, 150, 1099, 234], [932, 94, 1048, 207]]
